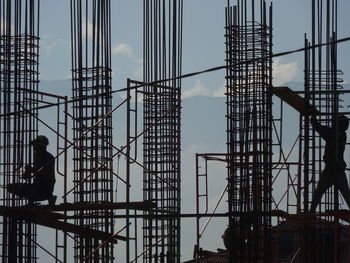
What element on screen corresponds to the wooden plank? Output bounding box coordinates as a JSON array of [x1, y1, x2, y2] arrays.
[[48, 201, 157, 212], [0, 207, 126, 243], [0, 201, 156, 215], [326, 210, 350, 223], [33, 217, 125, 243], [272, 86, 320, 115], [0, 206, 70, 220]]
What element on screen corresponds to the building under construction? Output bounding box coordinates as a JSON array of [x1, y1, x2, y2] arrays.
[[0, 0, 349, 262]]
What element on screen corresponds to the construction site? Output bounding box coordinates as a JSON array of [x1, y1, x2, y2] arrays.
[[0, 0, 350, 262]]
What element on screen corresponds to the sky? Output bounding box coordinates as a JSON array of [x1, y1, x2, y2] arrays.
[[39, 0, 350, 93], [33, 0, 350, 262]]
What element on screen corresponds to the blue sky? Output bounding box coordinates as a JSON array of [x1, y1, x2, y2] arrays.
[[39, 0, 350, 96]]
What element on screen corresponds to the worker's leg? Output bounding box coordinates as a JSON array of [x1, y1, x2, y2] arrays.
[[8, 182, 56, 204], [7, 183, 34, 200], [7, 183, 21, 195], [310, 170, 332, 212], [337, 171, 350, 209]]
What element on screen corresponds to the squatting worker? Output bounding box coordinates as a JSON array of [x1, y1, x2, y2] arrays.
[[7, 135, 57, 205]]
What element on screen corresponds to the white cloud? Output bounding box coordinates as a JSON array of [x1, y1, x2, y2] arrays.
[[212, 83, 226, 97], [211, 59, 298, 98], [82, 18, 94, 39], [81, 17, 105, 46], [134, 58, 143, 78], [41, 35, 63, 54], [112, 43, 134, 58], [182, 79, 210, 99], [273, 58, 298, 86], [1, 19, 14, 33]]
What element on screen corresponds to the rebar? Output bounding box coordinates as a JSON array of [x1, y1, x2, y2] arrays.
[[70, 0, 114, 262], [299, 0, 345, 262], [0, 0, 40, 262], [225, 0, 273, 262], [142, 0, 183, 262]]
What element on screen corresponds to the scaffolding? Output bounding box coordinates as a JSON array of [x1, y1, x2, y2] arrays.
[[194, 153, 228, 261], [0, 1, 350, 262]]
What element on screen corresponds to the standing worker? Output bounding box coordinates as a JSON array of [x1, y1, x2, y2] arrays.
[[7, 135, 57, 205], [310, 115, 350, 212]]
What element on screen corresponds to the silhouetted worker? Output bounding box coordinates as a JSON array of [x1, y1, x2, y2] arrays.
[[310, 115, 350, 212], [7, 135, 57, 205], [222, 220, 252, 253]]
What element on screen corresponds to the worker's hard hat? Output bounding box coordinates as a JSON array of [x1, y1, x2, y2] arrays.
[[338, 115, 349, 131], [31, 135, 49, 146]]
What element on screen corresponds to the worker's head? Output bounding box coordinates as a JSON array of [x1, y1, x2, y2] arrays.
[[338, 115, 349, 132], [31, 135, 49, 152]]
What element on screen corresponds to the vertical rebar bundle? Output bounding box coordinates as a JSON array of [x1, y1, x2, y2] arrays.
[[302, 0, 342, 214], [70, 0, 114, 262], [300, 0, 344, 261], [0, 0, 40, 262], [225, 0, 273, 262], [142, 0, 183, 262]]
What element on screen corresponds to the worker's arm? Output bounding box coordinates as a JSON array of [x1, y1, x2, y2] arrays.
[[310, 116, 332, 140], [21, 165, 33, 180], [32, 156, 55, 178]]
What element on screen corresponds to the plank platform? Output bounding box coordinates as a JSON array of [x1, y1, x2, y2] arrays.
[[48, 200, 156, 212], [0, 201, 156, 243], [272, 86, 320, 115]]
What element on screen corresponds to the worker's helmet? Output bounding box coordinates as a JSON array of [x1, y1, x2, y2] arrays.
[[338, 115, 349, 131], [31, 135, 49, 147]]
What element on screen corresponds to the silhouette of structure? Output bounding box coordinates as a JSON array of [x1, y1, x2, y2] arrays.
[[70, 0, 114, 262], [142, 1, 183, 262], [225, 0, 273, 262], [0, 1, 40, 261], [0, 0, 349, 262], [297, 0, 346, 261], [193, 0, 350, 263]]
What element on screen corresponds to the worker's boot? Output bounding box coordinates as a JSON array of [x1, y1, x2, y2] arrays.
[[48, 195, 57, 206]]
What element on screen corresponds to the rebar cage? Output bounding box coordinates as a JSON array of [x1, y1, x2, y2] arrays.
[[225, 0, 273, 262], [298, 0, 348, 261], [142, 0, 183, 262], [70, 0, 114, 262], [0, 0, 40, 262]]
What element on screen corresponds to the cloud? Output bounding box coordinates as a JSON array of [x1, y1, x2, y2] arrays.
[[273, 58, 298, 86], [182, 79, 210, 99], [112, 43, 134, 58], [41, 35, 64, 55], [210, 59, 298, 97], [81, 17, 105, 46], [0, 19, 14, 33], [212, 83, 226, 97], [82, 18, 94, 39], [134, 58, 143, 78]]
